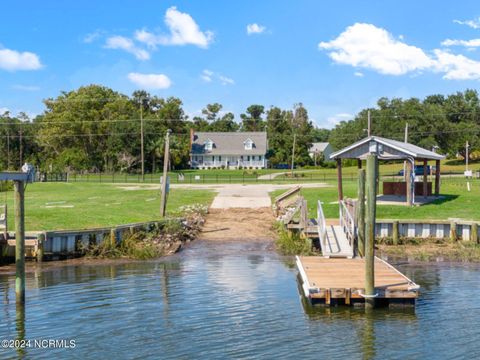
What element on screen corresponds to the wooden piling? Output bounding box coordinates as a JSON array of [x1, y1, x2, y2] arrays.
[[336, 159, 343, 201], [392, 221, 399, 245], [365, 154, 377, 309], [14, 180, 25, 304], [160, 130, 171, 217], [357, 169, 366, 257], [449, 221, 457, 242], [471, 222, 478, 243], [110, 228, 117, 247], [36, 233, 45, 262]]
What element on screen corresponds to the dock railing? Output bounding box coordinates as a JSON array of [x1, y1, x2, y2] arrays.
[[317, 200, 327, 248], [339, 199, 355, 248]]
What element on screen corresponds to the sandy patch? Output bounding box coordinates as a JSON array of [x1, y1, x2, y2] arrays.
[[199, 208, 277, 242]]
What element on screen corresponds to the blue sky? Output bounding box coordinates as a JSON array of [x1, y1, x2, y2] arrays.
[[2, 0, 480, 128]]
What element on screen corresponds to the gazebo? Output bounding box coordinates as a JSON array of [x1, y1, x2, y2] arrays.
[[329, 136, 446, 206]]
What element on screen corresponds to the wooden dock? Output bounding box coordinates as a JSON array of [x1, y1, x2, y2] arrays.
[[296, 256, 419, 306]]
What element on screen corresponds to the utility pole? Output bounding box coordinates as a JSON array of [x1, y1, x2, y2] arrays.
[[291, 133, 296, 177], [367, 110, 371, 137], [403, 122, 408, 181], [7, 128, 10, 169], [466, 141, 469, 172], [160, 129, 171, 217], [140, 101, 145, 182], [19, 128, 23, 167]]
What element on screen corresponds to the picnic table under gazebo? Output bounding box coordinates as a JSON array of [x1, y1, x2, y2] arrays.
[[329, 136, 446, 206]]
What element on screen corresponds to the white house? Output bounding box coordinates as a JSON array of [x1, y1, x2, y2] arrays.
[[190, 131, 268, 169], [309, 142, 334, 164]]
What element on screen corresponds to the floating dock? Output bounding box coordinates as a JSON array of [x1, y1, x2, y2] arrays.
[[296, 256, 419, 306]]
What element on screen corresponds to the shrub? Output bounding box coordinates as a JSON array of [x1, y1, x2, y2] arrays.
[[275, 224, 315, 256]]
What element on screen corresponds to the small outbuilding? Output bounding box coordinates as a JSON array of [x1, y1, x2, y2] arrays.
[[329, 136, 446, 206]]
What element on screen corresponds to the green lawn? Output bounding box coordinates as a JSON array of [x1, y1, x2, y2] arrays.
[[1, 183, 215, 231], [271, 178, 480, 221]]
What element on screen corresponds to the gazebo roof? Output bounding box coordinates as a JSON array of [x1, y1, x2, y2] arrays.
[[329, 136, 445, 161]]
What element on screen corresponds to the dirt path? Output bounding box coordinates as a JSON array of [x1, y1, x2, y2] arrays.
[[199, 208, 277, 241]]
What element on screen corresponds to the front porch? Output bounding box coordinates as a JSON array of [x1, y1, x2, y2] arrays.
[[191, 155, 266, 169]]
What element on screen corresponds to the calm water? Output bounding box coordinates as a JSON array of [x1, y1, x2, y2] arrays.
[[0, 241, 479, 359]]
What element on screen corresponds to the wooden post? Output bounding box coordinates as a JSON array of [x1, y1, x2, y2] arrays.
[[36, 233, 45, 262], [423, 159, 428, 198], [435, 159, 440, 196], [357, 169, 366, 257], [406, 160, 413, 206], [392, 221, 399, 245], [449, 221, 457, 242], [365, 154, 377, 309], [160, 130, 171, 217], [110, 228, 116, 247], [14, 180, 25, 304], [471, 223, 478, 243], [336, 158, 343, 201], [140, 101, 145, 182]]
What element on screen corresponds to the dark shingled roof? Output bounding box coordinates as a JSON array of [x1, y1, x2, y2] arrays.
[[191, 132, 267, 155]]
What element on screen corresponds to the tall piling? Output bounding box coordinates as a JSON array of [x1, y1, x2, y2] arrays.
[[357, 169, 366, 257], [365, 154, 377, 309], [14, 180, 25, 304]]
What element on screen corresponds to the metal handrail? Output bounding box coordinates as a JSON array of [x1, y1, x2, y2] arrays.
[[339, 200, 355, 247], [317, 200, 327, 248]]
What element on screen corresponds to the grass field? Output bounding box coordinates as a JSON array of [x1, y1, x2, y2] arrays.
[[271, 178, 480, 221], [1, 183, 215, 231]]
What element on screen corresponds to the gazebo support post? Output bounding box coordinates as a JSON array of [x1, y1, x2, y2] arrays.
[[357, 159, 362, 169], [336, 158, 343, 201], [406, 160, 413, 206], [423, 159, 428, 198], [435, 160, 440, 196]]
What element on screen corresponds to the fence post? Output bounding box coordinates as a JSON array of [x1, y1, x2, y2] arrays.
[[392, 221, 399, 245], [471, 222, 478, 243], [36, 233, 45, 262], [449, 221, 457, 242]]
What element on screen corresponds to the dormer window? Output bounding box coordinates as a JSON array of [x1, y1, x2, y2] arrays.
[[244, 139, 254, 150], [205, 139, 214, 151]]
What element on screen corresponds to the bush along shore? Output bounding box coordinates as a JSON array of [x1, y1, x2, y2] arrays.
[[85, 204, 207, 260], [377, 237, 480, 262]]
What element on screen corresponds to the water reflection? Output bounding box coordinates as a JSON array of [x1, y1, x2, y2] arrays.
[[0, 244, 479, 359], [16, 302, 26, 359]]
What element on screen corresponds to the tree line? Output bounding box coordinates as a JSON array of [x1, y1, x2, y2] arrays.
[[328, 89, 480, 160], [1, 85, 478, 173], [0, 85, 325, 173]]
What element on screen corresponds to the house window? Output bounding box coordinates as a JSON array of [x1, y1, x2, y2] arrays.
[[219, 156, 222, 161], [205, 140, 213, 151], [247, 156, 250, 161], [244, 139, 253, 150]]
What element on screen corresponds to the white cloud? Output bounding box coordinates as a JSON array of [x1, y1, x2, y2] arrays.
[[454, 18, 480, 29], [319, 22, 480, 81], [433, 50, 480, 80], [354, 71, 364, 77], [246, 23, 266, 35], [200, 69, 234, 85], [219, 75, 234, 85], [0, 107, 9, 115], [441, 38, 480, 47], [0, 48, 42, 71], [127, 72, 172, 89], [12, 84, 40, 91], [326, 113, 353, 127], [83, 30, 102, 43], [319, 23, 433, 75], [135, 6, 213, 48], [105, 36, 150, 60], [201, 69, 213, 82]]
